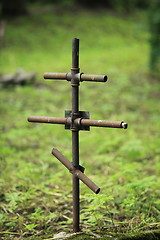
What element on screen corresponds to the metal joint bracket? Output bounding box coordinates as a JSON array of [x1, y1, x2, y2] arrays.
[[71, 68, 80, 86], [71, 112, 80, 130], [65, 110, 90, 131], [75, 72, 84, 82], [70, 163, 85, 174]]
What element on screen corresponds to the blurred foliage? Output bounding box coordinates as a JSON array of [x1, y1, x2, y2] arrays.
[[149, 0, 160, 78], [0, 0, 28, 17], [0, 0, 151, 17], [77, 0, 150, 11], [0, 5, 160, 240]]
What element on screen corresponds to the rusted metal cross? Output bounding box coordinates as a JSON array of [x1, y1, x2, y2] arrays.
[[28, 38, 128, 232]]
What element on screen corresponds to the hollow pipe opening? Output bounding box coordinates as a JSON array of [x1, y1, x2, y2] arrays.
[[95, 188, 101, 194], [104, 75, 108, 82], [121, 122, 128, 129]]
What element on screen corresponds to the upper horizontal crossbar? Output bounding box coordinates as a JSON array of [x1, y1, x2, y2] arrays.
[[44, 72, 107, 82]]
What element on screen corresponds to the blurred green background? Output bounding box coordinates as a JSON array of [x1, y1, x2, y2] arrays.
[[0, 1, 160, 239]]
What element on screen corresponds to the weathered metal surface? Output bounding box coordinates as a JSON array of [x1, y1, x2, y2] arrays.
[[75, 119, 128, 129], [65, 111, 90, 131], [28, 116, 68, 124], [71, 38, 80, 232], [28, 37, 128, 233], [74, 170, 100, 194], [52, 149, 100, 194], [44, 72, 67, 80], [52, 148, 73, 171], [80, 73, 107, 82], [44, 72, 107, 82], [28, 116, 127, 129]]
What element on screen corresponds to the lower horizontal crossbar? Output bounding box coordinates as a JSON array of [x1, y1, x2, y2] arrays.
[[52, 148, 100, 194], [28, 116, 128, 129]]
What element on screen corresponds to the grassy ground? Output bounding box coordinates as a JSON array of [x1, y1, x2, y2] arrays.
[[0, 5, 160, 239]]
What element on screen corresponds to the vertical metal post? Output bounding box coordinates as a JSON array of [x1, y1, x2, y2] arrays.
[[71, 38, 80, 232]]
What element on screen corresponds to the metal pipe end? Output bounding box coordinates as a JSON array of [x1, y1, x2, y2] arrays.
[[51, 148, 57, 155], [72, 37, 79, 41], [28, 116, 35, 122], [43, 73, 47, 79], [95, 188, 100, 194], [104, 75, 108, 82], [121, 122, 128, 129]]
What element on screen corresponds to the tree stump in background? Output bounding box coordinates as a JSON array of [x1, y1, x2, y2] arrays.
[[0, 69, 36, 87], [0, 20, 5, 48]]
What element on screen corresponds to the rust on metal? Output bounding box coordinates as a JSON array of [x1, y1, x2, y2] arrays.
[[44, 72, 107, 82], [76, 119, 128, 129], [28, 116, 68, 125], [80, 73, 107, 82], [28, 116, 127, 129], [44, 72, 67, 80], [52, 148, 73, 171], [71, 38, 80, 232], [52, 149, 100, 194], [28, 37, 128, 233]]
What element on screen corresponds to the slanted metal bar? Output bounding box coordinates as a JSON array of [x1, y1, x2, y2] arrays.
[[52, 149, 100, 194], [74, 170, 100, 194], [44, 72, 107, 82], [52, 148, 73, 171]]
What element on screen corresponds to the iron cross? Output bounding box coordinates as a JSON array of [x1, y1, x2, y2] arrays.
[[28, 38, 128, 232]]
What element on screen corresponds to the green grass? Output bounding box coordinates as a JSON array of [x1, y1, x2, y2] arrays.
[[0, 6, 160, 239]]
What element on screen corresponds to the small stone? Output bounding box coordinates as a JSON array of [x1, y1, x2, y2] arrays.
[[53, 232, 71, 239]]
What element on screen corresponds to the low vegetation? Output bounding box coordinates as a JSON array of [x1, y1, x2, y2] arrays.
[[0, 6, 160, 239]]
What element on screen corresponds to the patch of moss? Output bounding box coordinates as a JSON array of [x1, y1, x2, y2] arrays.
[[117, 230, 160, 240], [66, 233, 112, 240], [65, 230, 160, 240]]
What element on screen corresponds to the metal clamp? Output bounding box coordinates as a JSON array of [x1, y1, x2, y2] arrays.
[[65, 110, 90, 131]]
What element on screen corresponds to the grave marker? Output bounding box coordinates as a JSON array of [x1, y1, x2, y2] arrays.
[[28, 38, 128, 232]]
